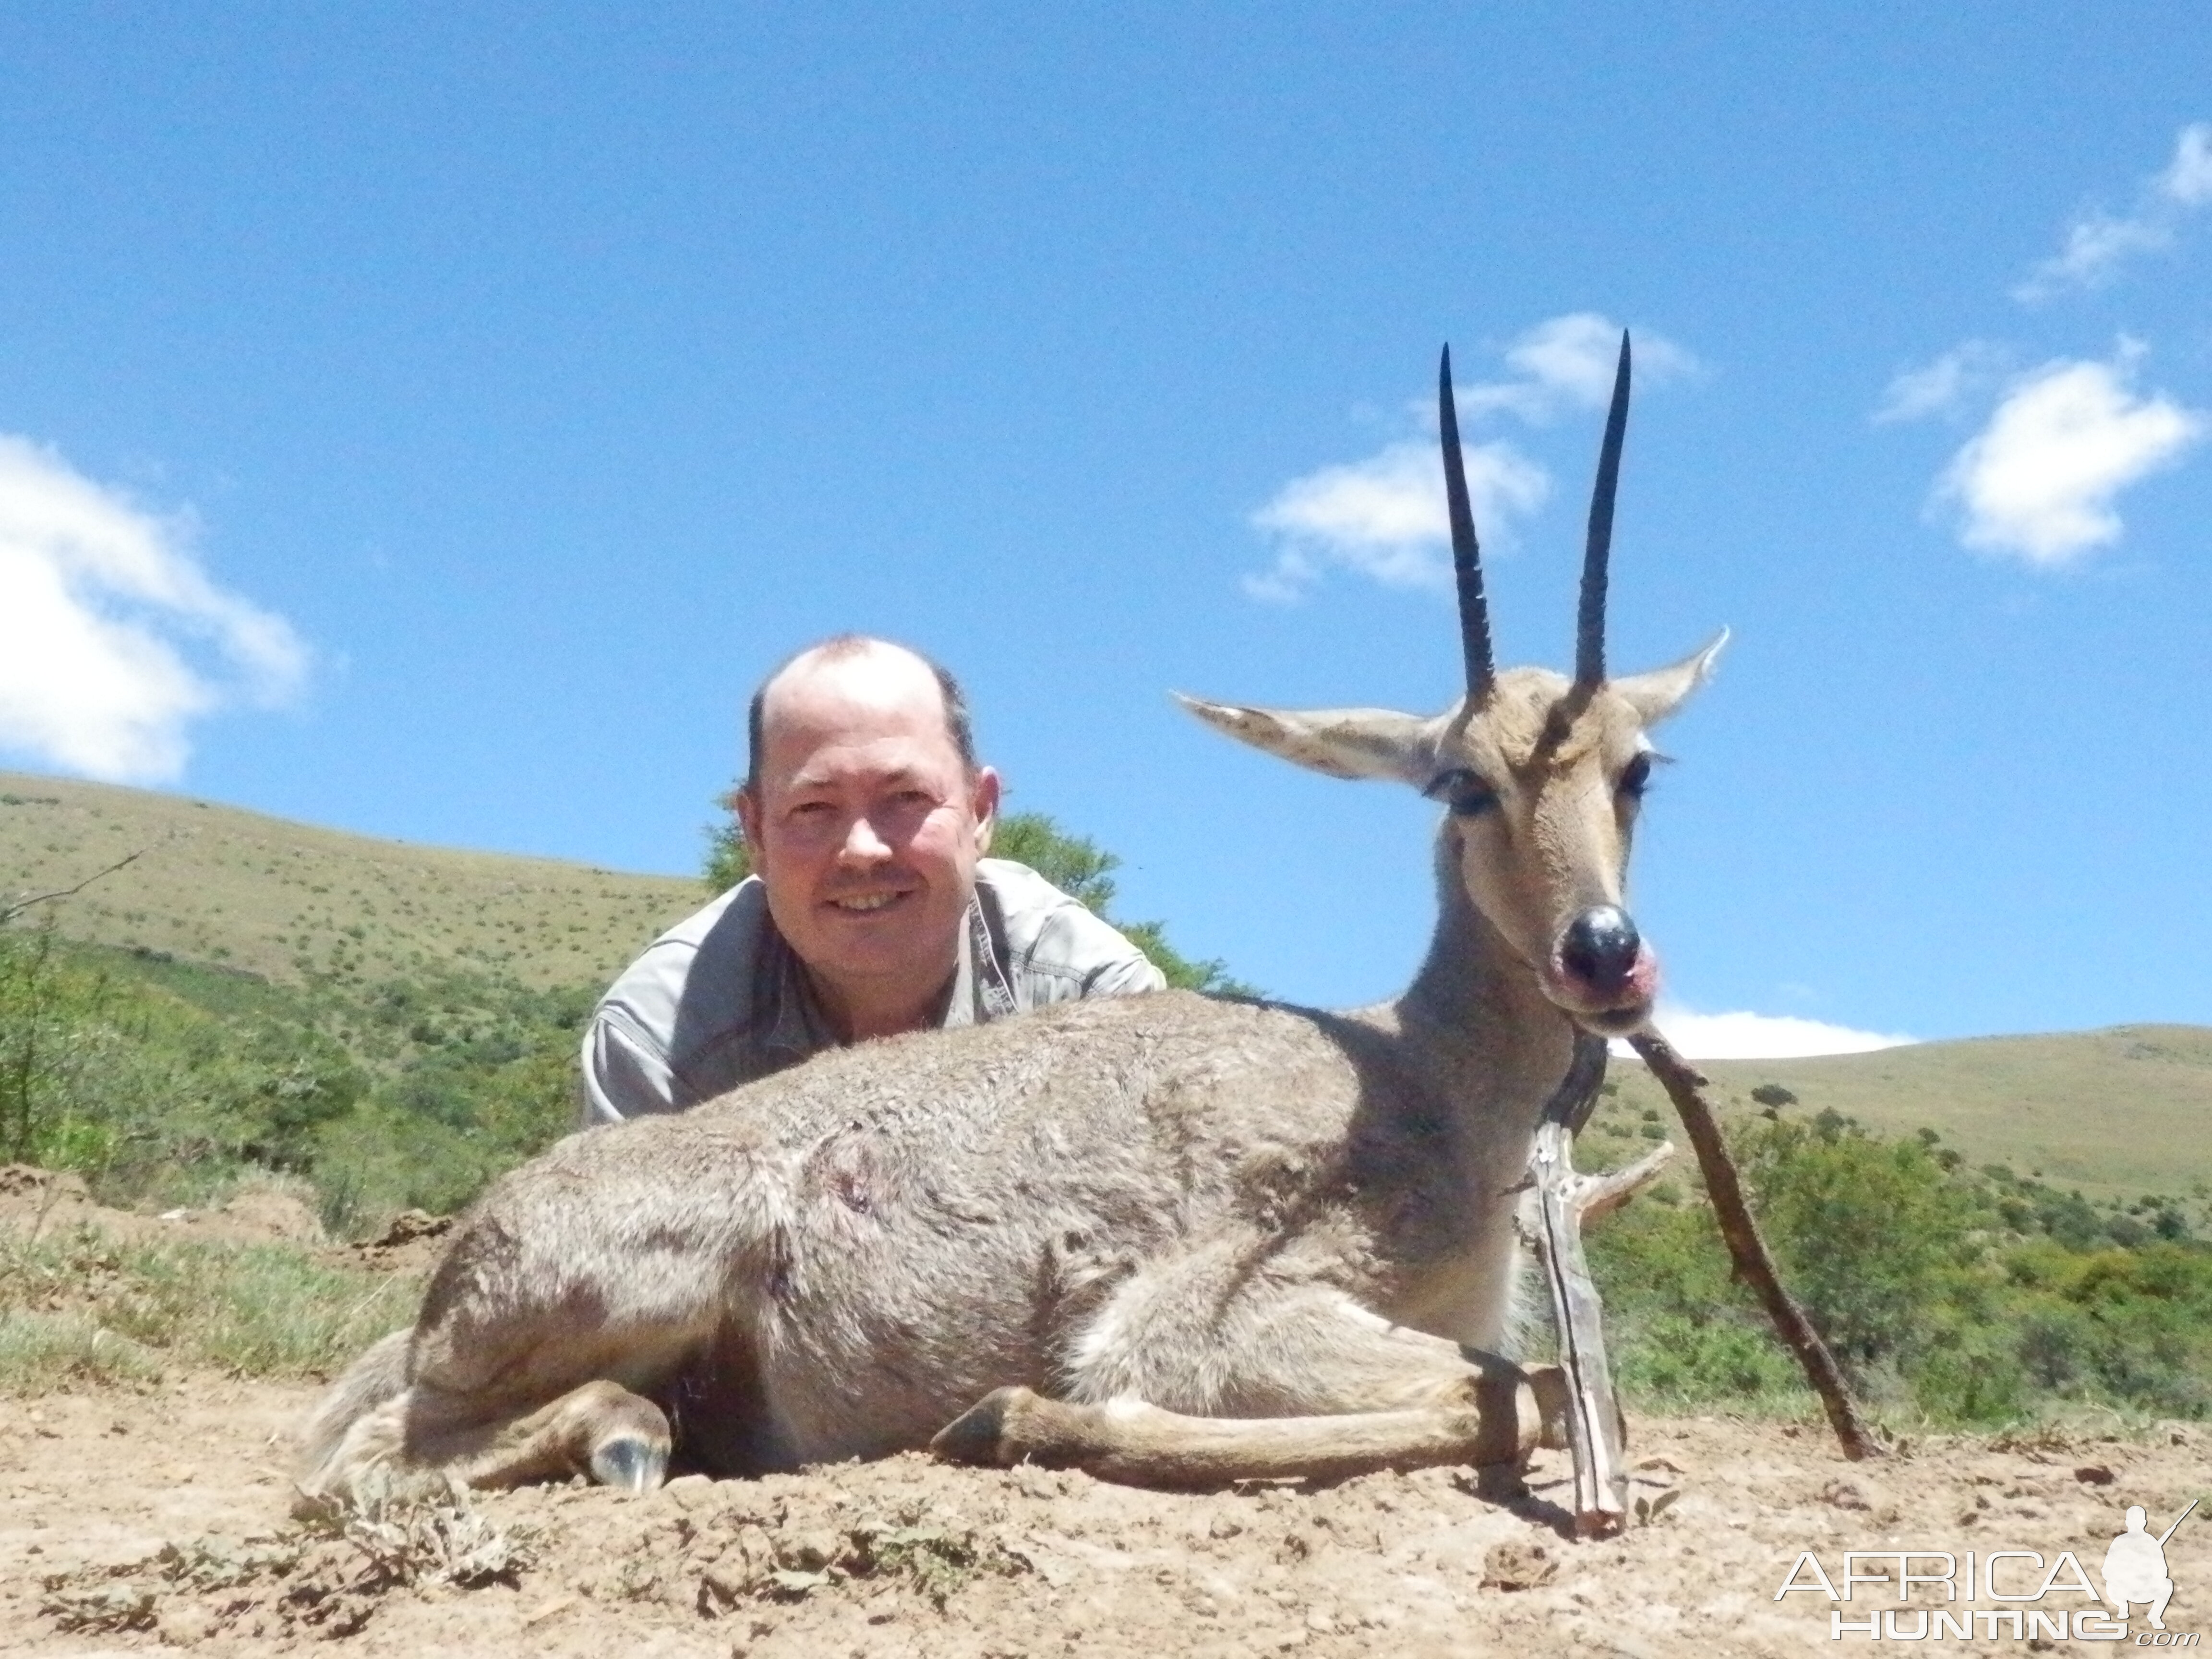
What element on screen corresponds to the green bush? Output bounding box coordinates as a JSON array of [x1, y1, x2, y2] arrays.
[[0, 923, 585, 1234], [1590, 1107, 2212, 1426]]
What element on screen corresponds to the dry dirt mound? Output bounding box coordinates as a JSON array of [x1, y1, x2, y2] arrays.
[[2, 1376, 2207, 1657], [0, 1166, 323, 1250], [335, 1210, 454, 1279]]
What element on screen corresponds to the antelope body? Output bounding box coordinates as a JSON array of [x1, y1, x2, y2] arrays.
[[298, 338, 1723, 1506]]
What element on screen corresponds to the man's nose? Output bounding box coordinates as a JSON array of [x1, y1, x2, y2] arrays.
[[837, 813, 891, 862]]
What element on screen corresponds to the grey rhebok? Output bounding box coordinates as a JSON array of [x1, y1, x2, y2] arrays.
[[297, 335, 1724, 1514]]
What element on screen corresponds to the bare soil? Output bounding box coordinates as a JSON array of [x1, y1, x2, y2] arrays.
[[3, 1177, 2207, 1657], [0, 1168, 326, 1253]]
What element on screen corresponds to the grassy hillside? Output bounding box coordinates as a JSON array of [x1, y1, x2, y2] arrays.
[[1597, 1024, 2212, 1208], [1, 771, 702, 991]]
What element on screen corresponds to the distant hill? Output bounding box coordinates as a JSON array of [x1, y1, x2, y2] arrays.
[[1600, 1024, 2212, 1205], [5, 768, 2207, 1202], [1, 770, 702, 991]]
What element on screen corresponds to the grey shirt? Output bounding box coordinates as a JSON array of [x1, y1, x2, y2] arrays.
[[579, 858, 1167, 1126]]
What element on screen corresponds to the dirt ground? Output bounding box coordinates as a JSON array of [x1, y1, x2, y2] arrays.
[[3, 1172, 2208, 1656]]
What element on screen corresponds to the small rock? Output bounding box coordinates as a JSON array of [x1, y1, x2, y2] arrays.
[[157, 1602, 215, 1646], [1818, 1479, 1870, 1512], [1481, 1540, 1558, 1591], [775, 1531, 841, 1573], [2073, 1466, 2116, 1486]]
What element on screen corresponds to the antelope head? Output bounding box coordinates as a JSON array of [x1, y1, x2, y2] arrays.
[[1181, 336, 1725, 1036]]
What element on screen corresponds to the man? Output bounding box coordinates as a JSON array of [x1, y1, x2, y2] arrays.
[[581, 635, 1165, 1125], [2101, 1504, 2178, 1631]]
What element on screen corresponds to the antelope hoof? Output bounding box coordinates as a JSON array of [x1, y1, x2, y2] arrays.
[[589, 1433, 669, 1492], [931, 1386, 1042, 1467]]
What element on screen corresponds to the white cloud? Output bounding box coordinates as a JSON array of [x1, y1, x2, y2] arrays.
[[1457, 312, 1701, 424], [1873, 341, 2008, 424], [1620, 1007, 1916, 1061], [0, 437, 309, 783], [2159, 120, 2212, 206], [1244, 312, 1696, 602], [1933, 350, 2203, 565], [1245, 438, 1548, 602], [2016, 120, 2212, 301]]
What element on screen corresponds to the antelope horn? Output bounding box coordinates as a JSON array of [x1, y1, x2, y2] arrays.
[[1576, 331, 1632, 688], [1438, 346, 1495, 702]]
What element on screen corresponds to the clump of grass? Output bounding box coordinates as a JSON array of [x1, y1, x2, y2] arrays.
[[0, 1308, 162, 1391], [0, 1225, 419, 1390]]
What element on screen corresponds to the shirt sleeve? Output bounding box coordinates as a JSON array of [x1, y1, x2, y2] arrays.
[[577, 1009, 684, 1129], [1083, 940, 1169, 996]]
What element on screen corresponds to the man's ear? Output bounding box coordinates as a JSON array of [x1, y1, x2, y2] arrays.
[[970, 766, 1002, 854], [734, 787, 764, 860]]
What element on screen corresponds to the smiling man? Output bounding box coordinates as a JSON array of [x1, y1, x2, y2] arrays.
[[579, 636, 1166, 1125]]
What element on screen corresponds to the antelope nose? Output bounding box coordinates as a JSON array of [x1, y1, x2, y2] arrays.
[[1561, 906, 1641, 995]]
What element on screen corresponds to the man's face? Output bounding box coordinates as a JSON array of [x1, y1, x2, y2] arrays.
[[737, 648, 999, 1031]]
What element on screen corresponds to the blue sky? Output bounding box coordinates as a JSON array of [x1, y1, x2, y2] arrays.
[[1, 4, 2207, 1054]]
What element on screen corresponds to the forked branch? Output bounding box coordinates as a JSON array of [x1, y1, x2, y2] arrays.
[[0, 848, 147, 929], [1627, 1029, 1885, 1462], [1517, 1033, 1674, 1536]]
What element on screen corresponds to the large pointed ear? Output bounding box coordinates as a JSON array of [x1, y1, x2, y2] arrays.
[[1611, 628, 1728, 726], [1174, 693, 1434, 783]]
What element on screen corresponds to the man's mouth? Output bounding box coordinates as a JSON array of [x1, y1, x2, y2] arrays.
[[827, 890, 910, 914]]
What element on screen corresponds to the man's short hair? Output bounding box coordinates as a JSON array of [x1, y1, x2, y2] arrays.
[[744, 635, 977, 797]]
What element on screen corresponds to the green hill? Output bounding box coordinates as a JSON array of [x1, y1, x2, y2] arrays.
[[1, 770, 703, 991], [1599, 1025, 2212, 1207]]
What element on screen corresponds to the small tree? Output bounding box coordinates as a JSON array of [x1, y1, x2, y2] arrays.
[[702, 786, 753, 891]]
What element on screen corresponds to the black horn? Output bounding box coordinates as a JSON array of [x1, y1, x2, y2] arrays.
[[1438, 346, 1495, 702], [1575, 331, 1632, 688]]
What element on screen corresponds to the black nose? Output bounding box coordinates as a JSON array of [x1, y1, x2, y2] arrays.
[[1561, 906, 1641, 994]]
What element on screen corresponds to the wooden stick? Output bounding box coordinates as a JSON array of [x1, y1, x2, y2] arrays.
[[1627, 1028, 1884, 1462], [1, 847, 146, 927], [1515, 1033, 1673, 1535]]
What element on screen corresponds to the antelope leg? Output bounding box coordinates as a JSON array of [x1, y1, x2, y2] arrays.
[[298, 1378, 673, 1515], [930, 1365, 1561, 1491]]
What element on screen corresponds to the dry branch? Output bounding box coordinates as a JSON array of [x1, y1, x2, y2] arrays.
[[1627, 1028, 1884, 1462], [1, 848, 147, 928], [1517, 1034, 1674, 1535]]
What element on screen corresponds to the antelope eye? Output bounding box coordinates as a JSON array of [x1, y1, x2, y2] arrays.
[[1618, 753, 1654, 799], [1426, 768, 1499, 817]]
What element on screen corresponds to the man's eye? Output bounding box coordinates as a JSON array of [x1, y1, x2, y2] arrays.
[[1618, 754, 1654, 800], [1426, 768, 1498, 817]]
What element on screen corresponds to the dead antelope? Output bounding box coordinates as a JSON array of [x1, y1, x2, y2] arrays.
[[298, 336, 1723, 1514]]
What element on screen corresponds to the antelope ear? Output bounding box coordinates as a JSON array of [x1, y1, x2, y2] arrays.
[[1611, 628, 1728, 726], [1174, 693, 1434, 783]]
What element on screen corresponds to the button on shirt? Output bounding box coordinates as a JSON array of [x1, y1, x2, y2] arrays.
[[579, 858, 1167, 1126]]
